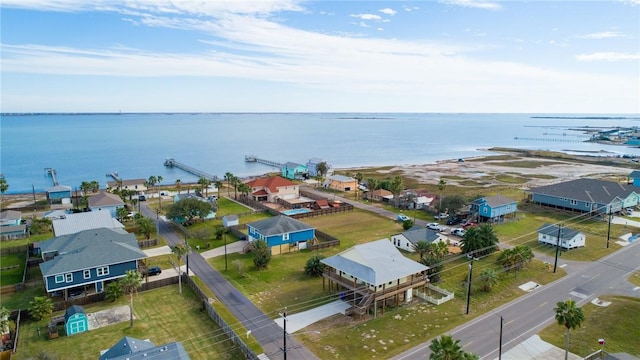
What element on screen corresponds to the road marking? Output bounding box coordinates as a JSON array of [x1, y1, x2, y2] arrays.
[[539, 301, 548, 307], [463, 341, 473, 347], [569, 291, 588, 299], [634, 286, 640, 291], [505, 319, 514, 325], [559, 264, 567, 268]]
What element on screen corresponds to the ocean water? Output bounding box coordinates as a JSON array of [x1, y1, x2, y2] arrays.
[[1, 113, 638, 194]]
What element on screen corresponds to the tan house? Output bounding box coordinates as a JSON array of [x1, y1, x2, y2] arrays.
[[324, 175, 358, 192], [321, 239, 428, 318], [245, 176, 299, 202], [106, 178, 148, 194], [365, 189, 393, 202]]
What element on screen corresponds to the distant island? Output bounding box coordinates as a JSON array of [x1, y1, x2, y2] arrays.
[[531, 116, 640, 120]]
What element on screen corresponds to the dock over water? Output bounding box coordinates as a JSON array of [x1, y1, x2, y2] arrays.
[[244, 155, 283, 168], [44, 167, 59, 186], [164, 158, 218, 181]]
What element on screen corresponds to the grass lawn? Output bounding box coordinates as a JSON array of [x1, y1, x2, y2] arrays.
[[0, 252, 26, 286], [0, 233, 53, 250], [13, 285, 245, 360], [538, 296, 640, 357], [628, 271, 640, 287]]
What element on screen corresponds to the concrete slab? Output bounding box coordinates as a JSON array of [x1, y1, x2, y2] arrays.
[[611, 217, 640, 229], [87, 305, 131, 330], [498, 335, 582, 360], [201, 240, 248, 259], [143, 245, 172, 257], [274, 300, 350, 333]]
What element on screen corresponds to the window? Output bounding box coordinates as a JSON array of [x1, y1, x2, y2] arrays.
[[570, 200, 577, 205], [55, 275, 64, 283], [585, 202, 591, 208], [283, 233, 290, 241], [83, 270, 91, 279], [97, 266, 109, 276], [65, 273, 73, 282]]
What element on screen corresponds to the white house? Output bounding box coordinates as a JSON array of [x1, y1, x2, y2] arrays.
[[390, 227, 448, 253], [222, 215, 239, 228], [537, 224, 585, 249]]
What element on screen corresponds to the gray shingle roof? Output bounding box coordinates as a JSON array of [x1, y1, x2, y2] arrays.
[[39, 228, 146, 276], [328, 175, 356, 182], [52, 210, 125, 236], [398, 227, 441, 245], [65, 305, 85, 322], [0, 210, 21, 221], [530, 179, 636, 204], [321, 239, 428, 286], [99, 337, 190, 360], [537, 223, 582, 240], [248, 215, 314, 236], [89, 191, 125, 207], [471, 195, 516, 207]]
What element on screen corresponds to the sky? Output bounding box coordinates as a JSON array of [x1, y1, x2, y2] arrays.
[[1, 0, 639, 113]]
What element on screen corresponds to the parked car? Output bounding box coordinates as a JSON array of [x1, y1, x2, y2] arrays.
[[434, 213, 449, 220], [397, 214, 411, 222], [147, 266, 162, 276], [451, 228, 466, 237], [463, 222, 478, 229], [69, 288, 85, 299], [427, 223, 446, 232], [447, 217, 463, 225], [138, 195, 146, 201]]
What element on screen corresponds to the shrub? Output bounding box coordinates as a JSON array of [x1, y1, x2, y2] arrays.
[[251, 239, 271, 270], [304, 255, 326, 277]]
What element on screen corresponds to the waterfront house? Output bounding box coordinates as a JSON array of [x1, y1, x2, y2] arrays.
[[321, 239, 428, 317], [0, 210, 27, 240], [365, 189, 393, 202], [99, 336, 190, 360], [106, 178, 148, 194], [528, 179, 639, 214], [88, 191, 125, 218], [64, 305, 88, 336], [52, 210, 125, 237], [323, 175, 358, 192], [306, 158, 333, 177], [245, 176, 299, 202], [537, 224, 585, 249], [414, 195, 435, 210], [281, 162, 308, 180], [39, 228, 147, 299], [222, 215, 239, 228], [46, 185, 72, 203], [629, 170, 640, 187], [390, 226, 448, 253], [0, 210, 21, 227], [470, 195, 518, 223], [246, 215, 315, 255]]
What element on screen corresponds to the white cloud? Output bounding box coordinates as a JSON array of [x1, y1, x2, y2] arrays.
[[379, 8, 396, 15], [577, 31, 627, 39], [576, 52, 640, 61], [403, 6, 419, 12], [549, 40, 568, 47], [351, 13, 382, 21], [440, 0, 502, 10]]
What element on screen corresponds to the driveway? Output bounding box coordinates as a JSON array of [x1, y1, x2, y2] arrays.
[[87, 305, 131, 330], [274, 300, 350, 333], [200, 240, 248, 259]]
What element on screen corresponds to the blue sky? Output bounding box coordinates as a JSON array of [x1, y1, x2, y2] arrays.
[[1, 0, 638, 113]]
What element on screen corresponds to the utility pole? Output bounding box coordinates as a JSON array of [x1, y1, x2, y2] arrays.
[[224, 233, 228, 271], [283, 307, 287, 360], [499, 316, 504, 360], [606, 210, 612, 249], [554, 224, 563, 273], [465, 253, 478, 315]]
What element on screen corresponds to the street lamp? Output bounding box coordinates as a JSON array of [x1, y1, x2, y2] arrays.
[[465, 253, 479, 315]]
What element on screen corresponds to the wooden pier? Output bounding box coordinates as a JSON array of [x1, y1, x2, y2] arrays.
[[244, 155, 283, 168], [164, 158, 218, 181], [106, 171, 121, 181], [44, 168, 59, 186]]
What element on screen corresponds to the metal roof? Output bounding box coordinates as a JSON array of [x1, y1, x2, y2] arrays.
[[247, 215, 314, 236], [52, 210, 124, 236], [398, 227, 442, 245], [530, 179, 636, 205], [537, 223, 582, 240], [471, 195, 517, 207]]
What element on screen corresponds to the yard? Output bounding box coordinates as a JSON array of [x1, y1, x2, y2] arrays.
[[13, 285, 245, 360], [0, 252, 26, 286]]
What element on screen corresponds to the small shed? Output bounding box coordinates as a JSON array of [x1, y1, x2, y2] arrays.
[[222, 215, 239, 228], [65, 305, 88, 336], [537, 224, 585, 250]]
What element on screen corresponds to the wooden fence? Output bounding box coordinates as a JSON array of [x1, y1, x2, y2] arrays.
[[137, 238, 159, 248], [184, 276, 259, 360]]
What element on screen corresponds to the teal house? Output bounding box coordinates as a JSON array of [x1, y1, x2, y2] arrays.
[[281, 162, 308, 180], [630, 171, 640, 187], [65, 305, 88, 336], [470, 195, 518, 223]]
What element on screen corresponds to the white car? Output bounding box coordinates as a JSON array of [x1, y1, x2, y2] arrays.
[[451, 228, 466, 237], [427, 223, 446, 232]]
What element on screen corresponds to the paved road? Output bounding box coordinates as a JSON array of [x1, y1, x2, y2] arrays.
[[140, 204, 317, 360]]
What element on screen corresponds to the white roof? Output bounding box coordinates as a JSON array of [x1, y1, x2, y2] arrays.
[[321, 239, 428, 286], [415, 196, 434, 205], [52, 210, 125, 236]]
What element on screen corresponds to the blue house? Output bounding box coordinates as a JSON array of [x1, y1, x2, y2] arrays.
[[470, 195, 518, 223], [281, 162, 308, 180], [629, 170, 640, 187], [306, 158, 333, 177], [46, 185, 72, 202], [65, 305, 89, 336], [247, 215, 315, 255], [529, 179, 639, 214], [100, 336, 190, 360], [0, 210, 27, 240], [39, 228, 147, 299]]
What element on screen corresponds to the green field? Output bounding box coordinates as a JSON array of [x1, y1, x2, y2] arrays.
[[13, 285, 245, 360]]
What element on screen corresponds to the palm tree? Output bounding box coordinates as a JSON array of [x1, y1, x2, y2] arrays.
[[476, 224, 499, 256], [120, 270, 143, 328], [389, 176, 404, 208], [429, 334, 466, 360], [355, 172, 364, 200], [172, 243, 190, 294], [230, 175, 239, 199], [555, 299, 585, 360], [366, 178, 379, 200], [136, 217, 154, 240], [479, 268, 498, 292], [214, 180, 223, 199], [412, 240, 431, 260], [316, 161, 329, 180], [224, 172, 234, 196], [238, 182, 252, 198], [0, 177, 9, 207], [175, 179, 182, 194], [197, 177, 211, 197], [28, 296, 53, 321], [437, 179, 447, 212], [461, 226, 483, 255]]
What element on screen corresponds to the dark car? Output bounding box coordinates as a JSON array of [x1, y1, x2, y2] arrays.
[[147, 266, 162, 276], [138, 195, 146, 201], [68, 288, 85, 299], [447, 217, 463, 225]]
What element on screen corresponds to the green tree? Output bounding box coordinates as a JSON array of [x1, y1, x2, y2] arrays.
[[440, 195, 467, 215], [251, 239, 271, 270], [316, 161, 329, 180], [402, 218, 414, 230], [498, 245, 533, 279], [0, 177, 9, 206], [105, 281, 124, 302], [366, 178, 379, 200], [119, 270, 143, 328], [555, 299, 585, 360], [197, 177, 211, 197], [412, 240, 431, 260], [421, 254, 444, 283], [172, 243, 190, 294], [429, 334, 470, 360], [166, 198, 215, 225], [477, 224, 499, 256], [116, 207, 129, 223], [479, 268, 498, 292], [214, 225, 227, 240], [230, 175, 240, 199], [28, 296, 53, 321], [0, 307, 10, 334], [437, 179, 447, 212], [214, 180, 223, 199], [389, 176, 404, 207], [355, 172, 364, 200], [461, 227, 482, 255], [224, 172, 234, 196], [136, 216, 154, 240], [304, 255, 326, 277], [238, 182, 252, 198]]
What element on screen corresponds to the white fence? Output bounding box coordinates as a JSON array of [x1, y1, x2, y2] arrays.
[[415, 284, 455, 305]]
